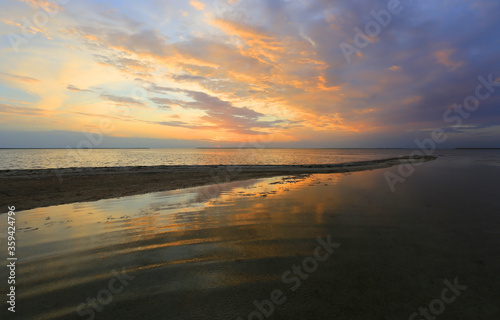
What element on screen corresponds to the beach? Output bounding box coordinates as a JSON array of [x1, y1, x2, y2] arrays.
[[0, 151, 499, 319], [2, 0, 499, 318], [0, 155, 435, 211]]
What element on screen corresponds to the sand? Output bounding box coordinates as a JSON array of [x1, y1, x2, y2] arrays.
[[5, 153, 500, 320], [0, 155, 435, 211]]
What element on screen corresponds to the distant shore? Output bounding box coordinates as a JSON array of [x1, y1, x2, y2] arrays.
[[455, 147, 500, 149], [0, 155, 436, 211]]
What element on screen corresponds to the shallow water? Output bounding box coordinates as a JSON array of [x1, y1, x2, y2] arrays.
[[1, 152, 500, 319]]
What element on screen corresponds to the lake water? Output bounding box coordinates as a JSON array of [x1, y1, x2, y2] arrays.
[[1, 148, 499, 171], [0, 148, 414, 170], [0, 151, 499, 319]]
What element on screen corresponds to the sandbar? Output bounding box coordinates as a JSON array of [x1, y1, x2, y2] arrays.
[[0, 155, 436, 211]]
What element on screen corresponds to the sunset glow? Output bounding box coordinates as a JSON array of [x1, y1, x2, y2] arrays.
[[1, 0, 499, 148]]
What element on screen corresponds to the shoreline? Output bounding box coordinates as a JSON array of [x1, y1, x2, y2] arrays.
[[0, 155, 436, 211]]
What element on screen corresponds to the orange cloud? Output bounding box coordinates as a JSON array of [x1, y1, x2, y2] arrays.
[[211, 18, 285, 62], [18, 0, 63, 13], [190, 0, 205, 10], [434, 49, 464, 70], [37, 7, 397, 142], [1, 17, 43, 34], [83, 34, 98, 41]]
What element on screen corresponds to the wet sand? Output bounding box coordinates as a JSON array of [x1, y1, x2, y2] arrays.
[[0, 155, 435, 211], [2, 153, 499, 320]]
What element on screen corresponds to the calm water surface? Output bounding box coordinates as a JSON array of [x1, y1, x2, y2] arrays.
[[2, 148, 499, 171], [0, 148, 413, 170], [0, 152, 499, 319]]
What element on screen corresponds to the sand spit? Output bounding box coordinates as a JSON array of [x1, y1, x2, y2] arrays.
[[0, 155, 436, 211]]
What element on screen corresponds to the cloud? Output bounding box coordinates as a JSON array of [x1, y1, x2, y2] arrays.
[[155, 120, 204, 129], [0, 72, 41, 83], [149, 97, 173, 109], [0, 98, 30, 105], [101, 94, 146, 106], [190, 0, 205, 11], [148, 86, 291, 135], [94, 54, 156, 77], [0, 103, 45, 116], [434, 49, 464, 71], [0, 130, 209, 148], [75, 26, 168, 56], [67, 85, 93, 92], [18, 0, 63, 13], [172, 74, 207, 82], [1, 17, 44, 34], [2, 0, 500, 146]]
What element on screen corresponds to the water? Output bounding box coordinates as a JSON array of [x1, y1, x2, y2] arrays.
[[0, 152, 499, 319], [0, 148, 414, 170], [2, 148, 499, 171]]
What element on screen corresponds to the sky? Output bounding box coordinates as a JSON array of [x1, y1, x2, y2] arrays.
[[0, 0, 499, 148]]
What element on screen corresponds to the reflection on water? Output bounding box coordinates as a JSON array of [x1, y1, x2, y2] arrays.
[[1, 153, 500, 319], [1, 173, 347, 319]]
